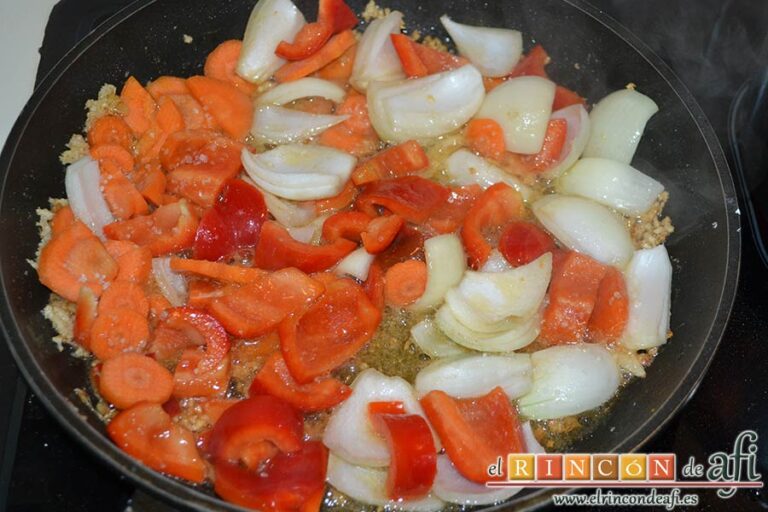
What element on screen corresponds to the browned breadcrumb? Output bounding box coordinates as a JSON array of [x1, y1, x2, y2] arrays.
[[74, 387, 117, 422], [182, 34, 194, 44], [59, 134, 89, 164], [84, 83, 125, 131], [175, 399, 217, 433], [361, 0, 391, 21], [420, 35, 448, 52], [630, 191, 674, 249], [229, 339, 275, 394], [42, 293, 79, 353], [610, 345, 647, 378]]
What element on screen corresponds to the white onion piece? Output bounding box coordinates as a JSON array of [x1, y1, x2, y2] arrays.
[[445, 149, 532, 200], [444, 289, 519, 333], [414, 353, 532, 399], [583, 88, 659, 164], [256, 78, 346, 106], [242, 145, 355, 200], [433, 454, 521, 505], [260, 189, 317, 227], [456, 252, 552, 323], [323, 369, 438, 467], [480, 249, 514, 273], [410, 234, 466, 311], [350, 12, 405, 92], [368, 65, 485, 143], [557, 158, 665, 215], [410, 317, 468, 358], [522, 422, 546, 454], [65, 156, 115, 239], [236, 0, 305, 83], [286, 213, 328, 244], [544, 104, 591, 178], [439, 16, 522, 77], [435, 303, 540, 352], [622, 245, 672, 350], [327, 454, 445, 511], [518, 344, 621, 420], [476, 76, 555, 154], [335, 247, 375, 281], [251, 105, 348, 144], [151, 257, 187, 307], [532, 195, 633, 267]]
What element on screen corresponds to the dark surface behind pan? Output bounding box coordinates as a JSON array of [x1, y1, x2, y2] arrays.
[[0, 0, 740, 510]]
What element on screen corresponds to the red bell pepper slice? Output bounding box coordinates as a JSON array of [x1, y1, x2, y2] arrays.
[[254, 220, 356, 273], [351, 140, 430, 185], [390, 34, 467, 77], [107, 402, 206, 483], [363, 261, 385, 311], [279, 277, 381, 383], [517, 119, 568, 172], [540, 250, 607, 345], [498, 221, 556, 267], [460, 183, 525, 269], [355, 176, 451, 224], [370, 413, 437, 500], [213, 441, 328, 512], [250, 352, 351, 411], [553, 85, 587, 110], [368, 400, 405, 415], [208, 395, 303, 468], [206, 268, 325, 338], [426, 185, 482, 235], [321, 211, 372, 243], [275, 0, 357, 61], [376, 225, 427, 270], [361, 215, 404, 254], [420, 387, 524, 483], [194, 178, 267, 261], [508, 44, 549, 78], [173, 349, 231, 398], [588, 266, 629, 343]]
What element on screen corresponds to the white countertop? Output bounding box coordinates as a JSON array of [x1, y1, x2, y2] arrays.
[[0, 0, 59, 148]]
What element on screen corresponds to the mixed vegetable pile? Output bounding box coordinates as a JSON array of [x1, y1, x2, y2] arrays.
[[36, 0, 675, 509]]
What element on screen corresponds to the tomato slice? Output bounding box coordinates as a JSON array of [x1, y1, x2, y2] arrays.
[[173, 349, 231, 398], [420, 387, 524, 483], [107, 402, 206, 483], [361, 215, 403, 254], [194, 178, 267, 261], [279, 277, 381, 383], [207, 268, 325, 338], [213, 441, 328, 512], [461, 183, 525, 269], [321, 211, 372, 243], [370, 413, 437, 500], [355, 176, 451, 224], [250, 352, 351, 411], [103, 199, 199, 256], [254, 220, 356, 273], [498, 221, 556, 267], [209, 395, 303, 468], [150, 307, 230, 373]]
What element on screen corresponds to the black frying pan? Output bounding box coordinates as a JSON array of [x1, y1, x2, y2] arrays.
[[0, 0, 740, 510]]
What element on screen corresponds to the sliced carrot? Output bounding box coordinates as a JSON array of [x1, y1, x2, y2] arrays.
[[120, 76, 157, 136], [169, 257, 267, 284], [204, 40, 257, 95], [159, 130, 243, 172], [132, 160, 167, 206], [187, 279, 224, 309], [168, 93, 216, 131], [74, 287, 98, 350], [105, 240, 152, 284], [90, 144, 135, 174], [88, 115, 133, 150], [384, 259, 427, 307], [351, 140, 429, 185], [512, 118, 568, 173], [318, 124, 374, 156], [50, 206, 76, 237], [90, 307, 150, 360], [361, 215, 404, 254], [508, 44, 549, 79], [274, 30, 357, 83], [314, 180, 357, 214], [149, 292, 173, 317], [98, 280, 150, 317], [103, 200, 199, 256], [38, 222, 118, 301], [166, 165, 241, 209], [146, 76, 189, 99], [368, 400, 405, 416], [314, 44, 356, 82], [466, 118, 506, 160], [483, 76, 506, 92], [156, 96, 185, 135], [321, 211, 372, 243], [100, 160, 149, 220], [390, 34, 429, 77], [588, 267, 629, 343], [390, 34, 466, 77], [173, 349, 231, 398], [99, 352, 174, 409], [186, 76, 253, 141]]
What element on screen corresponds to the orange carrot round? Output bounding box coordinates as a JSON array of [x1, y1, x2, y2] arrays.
[[466, 118, 506, 160], [121, 76, 157, 136], [186, 76, 253, 141], [90, 144, 136, 174], [90, 308, 150, 360], [98, 280, 150, 317], [88, 115, 133, 150], [204, 40, 256, 95], [50, 206, 76, 237], [384, 259, 427, 307], [146, 76, 189, 99], [99, 352, 174, 409]]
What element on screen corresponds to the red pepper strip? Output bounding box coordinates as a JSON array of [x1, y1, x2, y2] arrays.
[[214, 441, 328, 512], [370, 413, 437, 500], [498, 221, 556, 267], [508, 44, 549, 78], [390, 33, 467, 77], [426, 185, 482, 235], [460, 183, 525, 269], [318, 0, 359, 32], [254, 220, 356, 273], [250, 352, 351, 411], [361, 215, 404, 254], [368, 401, 405, 415], [420, 387, 525, 483], [150, 307, 230, 374], [279, 277, 381, 384], [276, 22, 333, 61], [553, 85, 587, 110], [351, 140, 430, 185], [363, 261, 385, 311], [321, 211, 372, 243], [355, 176, 451, 224], [390, 34, 429, 77], [208, 395, 303, 469]]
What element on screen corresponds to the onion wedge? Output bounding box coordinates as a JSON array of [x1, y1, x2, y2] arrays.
[[350, 11, 406, 92], [409, 234, 466, 311], [335, 247, 376, 281], [410, 317, 468, 358], [256, 77, 346, 106], [250, 105, 348, 144], [543, 104, 591, 178], [151, 257, 187, 307], [439, 16, 522, 77], [435, 303, 540, 352], [622, 245, 672, 350], [433, 454, 521, 505], [445, 149, 532, 200], [65, 156, 115, 239]]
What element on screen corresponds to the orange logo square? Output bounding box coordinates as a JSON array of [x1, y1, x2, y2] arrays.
[[507, 454, 535, 480], [620, 454, 647, 480], [593, 454, 619, 480], [536, 454, 563, 480], [563, 454, 591, 480], [648, 454, 676, 480]]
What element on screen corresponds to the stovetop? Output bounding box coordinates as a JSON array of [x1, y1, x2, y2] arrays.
[[1, 0, 767, 511]]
